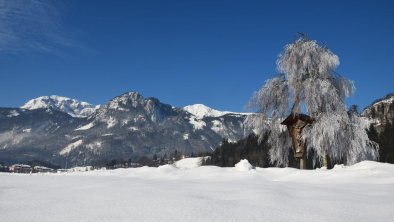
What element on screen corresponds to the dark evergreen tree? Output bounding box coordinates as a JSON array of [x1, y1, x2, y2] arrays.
[[204, 134, 271, 168]]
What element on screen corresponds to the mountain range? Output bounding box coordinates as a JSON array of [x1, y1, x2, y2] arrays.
[[0, 92, 252, 167], [1, 91, 393, 167]]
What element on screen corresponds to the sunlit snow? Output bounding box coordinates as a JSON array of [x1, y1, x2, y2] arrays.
[[75, 122, 95, 131], [1, 159, 393, 222], [106, 116, 117, 128], [21, 95, 98, 118], [59, 139, 83, 155], [22, 128, 31, 133], [6, 110, 20, 117], [184, 104, 231, 119], [188, 116, 206, 130]]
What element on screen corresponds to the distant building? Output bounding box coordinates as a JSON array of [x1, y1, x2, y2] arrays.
[[0, 164, 9, 172], [9, 164, 32, 173], [67, 166, 94, 172], [33, 166, 54, 173]]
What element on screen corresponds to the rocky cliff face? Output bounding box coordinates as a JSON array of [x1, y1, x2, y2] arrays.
[[363, 93, 394, 163], [362, 93, 394, 133]]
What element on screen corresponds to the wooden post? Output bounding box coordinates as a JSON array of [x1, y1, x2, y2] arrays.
[[299, 155, 306, 169], [322, 152, 328, 168]]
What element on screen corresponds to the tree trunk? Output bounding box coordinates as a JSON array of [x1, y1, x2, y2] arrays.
[[322, 153, 329, 168], [299, 156, 306, 169]]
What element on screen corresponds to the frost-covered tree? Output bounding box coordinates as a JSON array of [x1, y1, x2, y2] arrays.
[[247, 36, 378, 167]]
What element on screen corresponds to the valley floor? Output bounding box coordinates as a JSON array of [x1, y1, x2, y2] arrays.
[[1, 160, 394, 222]]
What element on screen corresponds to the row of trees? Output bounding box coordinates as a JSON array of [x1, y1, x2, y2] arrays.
[[89, 149, 187, 169], [203, 133, 349, 169], [203, 134, 270, 167]]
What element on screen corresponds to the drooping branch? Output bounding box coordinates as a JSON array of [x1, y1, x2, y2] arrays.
[[247, 36, 378, 167]]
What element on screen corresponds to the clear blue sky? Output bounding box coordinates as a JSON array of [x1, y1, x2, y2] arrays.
[[0, 0, 393, 112]]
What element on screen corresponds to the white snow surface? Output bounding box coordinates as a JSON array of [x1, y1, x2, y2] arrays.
[[1, 160, 394, 222], [75, 122, 95, 131], [21, 95, 98, 117], [59, 139, 83, 155], [6, 110, 20, 117], [174, 157, 205, 169], [184, 104, 230, 119], [184, 104, 250, 119], [183, 133, 189, 140], [234, 159, 254, 171], [106, 116, 117, 128], [211, 119, 224, 133], [22, 128, 31, 133], [188, 116, 206, 130]]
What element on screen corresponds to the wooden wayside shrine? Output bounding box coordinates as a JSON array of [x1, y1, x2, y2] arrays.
[[281, 113, 314, 169]]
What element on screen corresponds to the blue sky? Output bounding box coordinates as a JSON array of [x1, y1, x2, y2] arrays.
[[0, 0, 393, 112]]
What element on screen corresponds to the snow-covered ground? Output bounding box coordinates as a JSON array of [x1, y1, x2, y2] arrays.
[[1, 159, 394, 222]]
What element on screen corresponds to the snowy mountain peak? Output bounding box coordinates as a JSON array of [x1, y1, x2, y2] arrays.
[[183, 104, 232, 119], [107, 91, 145, 110], [118, 91, 143, 100], [21, 95, 98, 118]]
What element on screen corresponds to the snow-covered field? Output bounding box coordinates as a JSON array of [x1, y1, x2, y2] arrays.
[[1, 159, 394, 222]]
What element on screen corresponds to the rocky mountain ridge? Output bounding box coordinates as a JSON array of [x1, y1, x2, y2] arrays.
[[21, 95, 99, 118], [362, 93, 394, 133], [363, 93, 394, 163], [0, 92, 252, 167]]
